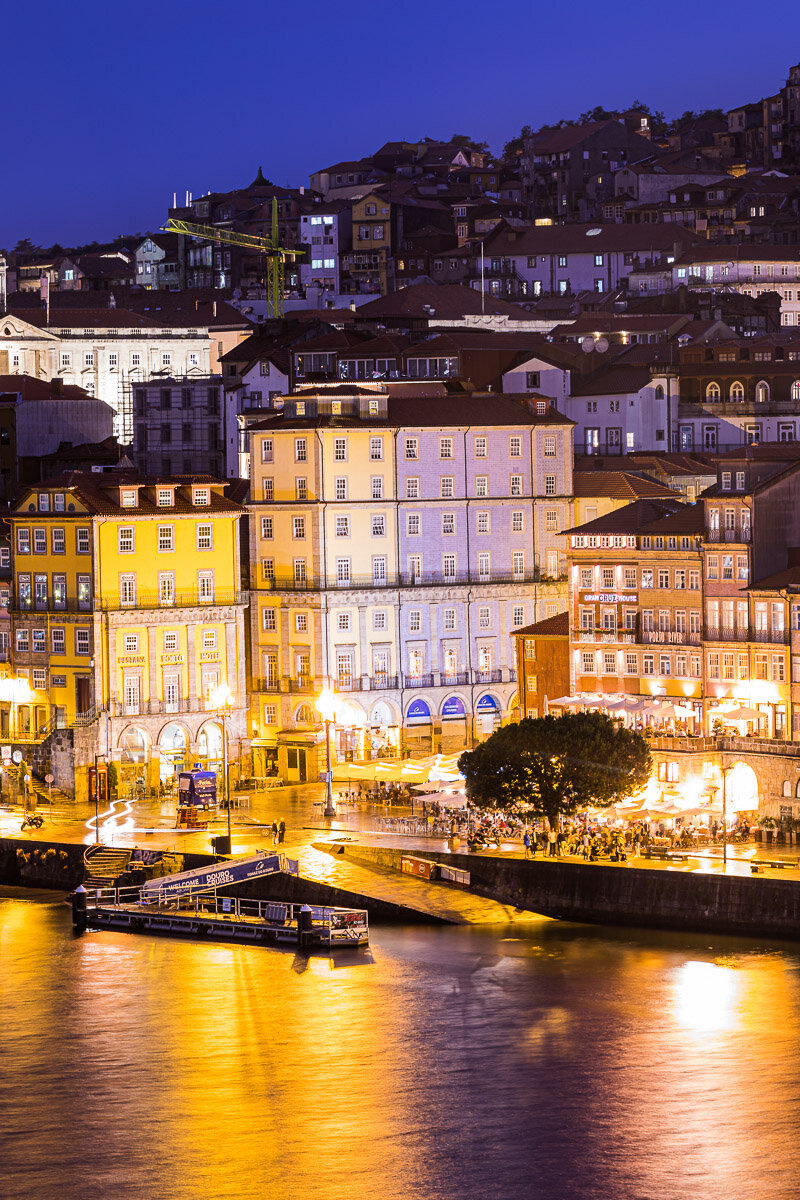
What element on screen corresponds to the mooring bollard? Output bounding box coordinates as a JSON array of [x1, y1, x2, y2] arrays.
[[72, 884, 87, 933], [297, 903, 313, 947]]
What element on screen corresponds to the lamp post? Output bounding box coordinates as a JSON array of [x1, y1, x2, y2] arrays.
[[211, 684, 234, 852], [720, 763, 735, 870], [316, 687, 337, 818]]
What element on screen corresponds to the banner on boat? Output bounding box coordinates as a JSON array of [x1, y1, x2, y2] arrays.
[[141, 852, 298, 898]]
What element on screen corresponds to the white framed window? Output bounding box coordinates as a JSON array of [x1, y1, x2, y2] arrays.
[[118, 526, 135, 553], [478, 606, 490, 628], [511, 511, 524, 532], [442, 512, 455, 535], [405, 438, 418, 460], [545, 510, 558, 532], [405, 477, 420, 499], [510, 475, 523, 496], [333, 437, 347, 461], [372, 555, 387, 583], [261, 516, 273, 540], [440, 477, 455, 498], [77, 528, 90, 554], [163, 631, 178, 652], [474, 436, 487, 458], [295, 437, 307, 462], [157, 488, 173, 507], [543, 435, 556, 457], [512, 605, 525, 626], [263, 607, 276, 631], [337, 612, 350, 631], [335, 558, 351, 586], [75, 627, 90, 656], [477, 511, 489, 534], [509, 436, 522, 458], [544, 475, 556, 496], [443, 607, 456, 631], [294, 558, 307, 584], [334, 477, 347, 501], [335, 516, 350, 537], [157, 525, 174, 552], [370, 437, 384, 460], [409, 609, 422, 632], [295, 612, 308, 632], [119, 574, 136, 606], [262, 559, 275, 582], [51, 627, 66, 654], [51, 528, 65, 554], [293, 516, 306, 539], [158, 572, 175, 605], [442, 554, 456, 580], [371, 514, 385, 537], [202, 629, 217, 648], [407, 555, 422, 583], [439, 436, 454, 459], [371, 476, 383, 500], [373, 610, 387, 630], [407, 514, 421, 536], [478, 552, 491, 580], [294, 478, 306, 501]]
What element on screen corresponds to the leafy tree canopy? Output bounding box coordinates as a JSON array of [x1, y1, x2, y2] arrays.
[[449, 133, 490, 154], [458, 712, 651, 825]]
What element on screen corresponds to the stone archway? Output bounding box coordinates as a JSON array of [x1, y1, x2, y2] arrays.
[[725, 761, 759, 811], [158, 722, 190, 785]]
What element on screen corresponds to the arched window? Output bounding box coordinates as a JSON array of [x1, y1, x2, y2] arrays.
[[791, 380, 800, 401], [295, 703, 315, 726], [655, 384, 665, 400], [755, 380, 770, 403], [706, 382, 721, 401], [730, 381, 745, 402], [783, 779, 792, 797]]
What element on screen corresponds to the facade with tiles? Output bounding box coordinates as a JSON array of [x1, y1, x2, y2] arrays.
[[7, 473, 247, 793], [247, 383, 572, 776]]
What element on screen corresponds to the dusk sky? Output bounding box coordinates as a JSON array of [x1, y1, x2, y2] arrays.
[[4, 0, 799, 248]]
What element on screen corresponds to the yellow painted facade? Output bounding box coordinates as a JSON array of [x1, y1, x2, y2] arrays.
[[8, 475, 248, 785]]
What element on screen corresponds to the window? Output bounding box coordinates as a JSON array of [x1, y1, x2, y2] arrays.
[[336, 558, 351, 586], [335, 516, 349, 538], [263, 478, 275, 501], [511, 511, 524, 532], [51, 628, 65, 655], [582, 651, 596, 675], [371, 514, 385, 537], [478, 606, 490, 628], [157, 489, 173, 507], [440, 477, 455, 498], [409, 610, 422, 632], [658, 569, 669, 589], [293, 516, 306, 540], [512, 551, 525, 579], [263, 607, 276, 631], [643, 654, 654, 676], [49, 528, 65, 555], [371, 476, 384, 500], [510, 475, 523, 496], [406, 478, 419, 499], [545, 510, 558, 532], [337, 612, 350, 632], [405, 438, 418, 460], [478, 552, 491, 580], [119, 574, 136, 606], [707, 556, 718, 580], [526, 371, 540, 389], [158, 572, 175, 605], [442, 554, 457, 580], [442, 513, 455, 535], [543, 435, 556, 457], [75, 628, 90, 655], [294, 479, 306, 501], [157, 525, 174, 552], [477, 511, 489, 534], [332, 437, 347, 462], [544, 475, 556, 496], [369, 437, 383, 461], [475, 476, 488, 497], [261, 438, 274, 463], [16, 528, 30, 555], [373, 610, 387, 631], [261, 516, 273, 540], [118, 527, 134, 553], [407, 514, 421, 536], [443, 608, 456, 631], [334, 477, 347, 501], [294, 558, 307, 585], [15, 629, 29, 652], [32, 529, 46, 554], [295, 437, 307, 462], [262, 558, 275, 582], [440, 437, 454, 459], [509, 436, 522, 458], [474, 436, 487, 458]]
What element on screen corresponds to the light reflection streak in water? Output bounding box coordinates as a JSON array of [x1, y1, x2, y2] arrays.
[[4, 901, 800, 1200]]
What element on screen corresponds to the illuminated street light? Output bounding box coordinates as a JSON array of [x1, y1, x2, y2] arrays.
[[316, 687, 337, 818], [211, 683, 234, 852]]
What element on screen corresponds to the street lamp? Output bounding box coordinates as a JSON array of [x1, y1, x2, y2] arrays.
[[211, 683, 234, 852], [316, 687, 337, 818]]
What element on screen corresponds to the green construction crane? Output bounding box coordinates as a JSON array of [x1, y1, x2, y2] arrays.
[[163, 198, 302, 318]]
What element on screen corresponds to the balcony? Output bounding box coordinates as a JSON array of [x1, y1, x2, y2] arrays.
[[108, 696, 233, 718], [405, 673, 435, 689], [252, 678, 280, 693], [473, 669, 503, 684], [704, 626, 750, 642], [753, 628, 789, 645], [334, 677, 363, 692], [370, 674, 399, 690], [261, 568, 553, 592], [705, 528, 750, 543], [10, 588, 248, 614], [440, 671, 470, 686]]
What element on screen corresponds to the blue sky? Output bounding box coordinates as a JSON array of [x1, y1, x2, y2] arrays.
[[3, 0, 798, 247]]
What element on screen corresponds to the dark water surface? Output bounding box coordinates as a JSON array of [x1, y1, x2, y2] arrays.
[[3, 894, 800, 1200]]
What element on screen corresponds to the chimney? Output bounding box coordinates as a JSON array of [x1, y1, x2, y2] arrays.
[[213, 300, 217, 317], [51, 377, 64, 395]]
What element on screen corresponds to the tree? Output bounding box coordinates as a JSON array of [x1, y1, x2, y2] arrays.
[[458, 712, 651, 826]]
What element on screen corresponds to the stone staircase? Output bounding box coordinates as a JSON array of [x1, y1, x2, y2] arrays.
[[83, 846, 133, 889]]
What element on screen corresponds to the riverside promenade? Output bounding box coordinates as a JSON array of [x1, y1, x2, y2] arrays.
[[4, 782, 800, 935]]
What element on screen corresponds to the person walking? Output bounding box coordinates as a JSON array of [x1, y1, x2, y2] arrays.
[[278, 819, 286, 844], [548, 827, 557, 858], [523, 830, 531, 859], [271, 819, 278, 846]]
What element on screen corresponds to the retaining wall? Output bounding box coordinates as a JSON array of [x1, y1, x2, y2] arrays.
[[315, 842, 800, 940]]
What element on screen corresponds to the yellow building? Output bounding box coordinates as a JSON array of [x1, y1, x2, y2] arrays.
[[9, 472, 248, 795]]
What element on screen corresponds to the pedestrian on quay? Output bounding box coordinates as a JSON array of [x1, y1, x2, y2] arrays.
[[272, 819, 278, 845], [278, 819, 286, 844], [523, 830, 531, 859], [548, 827, 557, 857]]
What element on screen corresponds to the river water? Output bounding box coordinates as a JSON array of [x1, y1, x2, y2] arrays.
[[3, 893, 800, 1200]]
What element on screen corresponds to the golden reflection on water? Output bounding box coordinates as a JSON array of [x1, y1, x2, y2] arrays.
[[673, 960, 741, 1034]]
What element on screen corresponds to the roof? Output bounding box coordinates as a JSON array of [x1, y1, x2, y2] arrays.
[[0, 375, 97, 403], [572, 470, 679, 501], [252, 392, 572, 431], [16, 471, 245, 517], [568, 497, 691, 536], [354, 283, 533, 321], [481, 221, 701, 258], [6, 289, 251, 330], [514, 612, 569, 638], [528, 121, 615, 154], [569, 365, 652, 396]]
